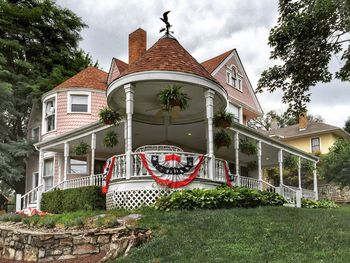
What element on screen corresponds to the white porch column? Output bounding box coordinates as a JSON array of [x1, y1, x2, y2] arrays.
[[204, 89, 215, 180], [298, 157, 302, 190], [63, 142, 69, 182], [90, 133, 96, 183], [257, 141, 262, 190], [234, 132, 240, 186], [124, 84, 134, 179], [313, 162, 318, 200], [278, 149, 283, 186]]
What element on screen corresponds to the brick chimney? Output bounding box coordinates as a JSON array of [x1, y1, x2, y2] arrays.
[[299, 112, 308, 130], [129, 28, 147, 64]]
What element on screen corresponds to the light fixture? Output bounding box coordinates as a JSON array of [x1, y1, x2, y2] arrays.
[[187, 133, 192, 136]]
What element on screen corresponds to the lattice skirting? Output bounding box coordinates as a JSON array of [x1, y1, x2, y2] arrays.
[[106, 189, 175, 210]]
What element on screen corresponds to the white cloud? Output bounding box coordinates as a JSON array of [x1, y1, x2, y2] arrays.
[[57, 0, 350, 128]]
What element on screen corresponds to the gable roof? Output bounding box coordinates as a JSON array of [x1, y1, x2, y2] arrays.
[[201, 49, 234, 73], [107, 58, 128, 84], [266, 122, 350, 139], [54, 67, 108, 91], [115, 36, 219, 84]]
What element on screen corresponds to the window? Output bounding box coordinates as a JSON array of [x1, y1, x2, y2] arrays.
[[31, 127, 40, 142], [70, 158, 88, 174], [226, 65, 243, 91], [43, 159, 53, 191], [70, 95, 89, 112], [32, 172, 39, 202], [227, 103, 240, 123], [311, 137, 320, 152], [44, 98, 55, 132]]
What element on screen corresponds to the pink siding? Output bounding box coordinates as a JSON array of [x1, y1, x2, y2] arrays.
[[213, 56, 259, 113], [42, 90, 107, 140]]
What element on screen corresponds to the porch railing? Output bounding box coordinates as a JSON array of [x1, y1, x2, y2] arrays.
[[46, 174, 103, 192], [280, 184, 298, 206], [17, 184, 43, 211]]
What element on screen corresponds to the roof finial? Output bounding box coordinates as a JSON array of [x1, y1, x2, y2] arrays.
[[160, 11, 174, 36]]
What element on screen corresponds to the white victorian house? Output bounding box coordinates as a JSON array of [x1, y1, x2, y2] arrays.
[[18, 28, 318, 211]]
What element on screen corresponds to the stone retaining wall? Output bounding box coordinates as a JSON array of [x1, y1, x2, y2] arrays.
[[0, 225, 151, 262], [319, 184, 350, 203]]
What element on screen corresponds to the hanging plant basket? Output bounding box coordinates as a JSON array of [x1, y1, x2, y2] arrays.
[[214, 129, 232, 149], [213, 111, 235, 128], [239, 138, 257, 156], [104, 130, 118, 148], [158, 84, 190, 111], [74, 141, 89, 156], [99, 107, 122, 126]]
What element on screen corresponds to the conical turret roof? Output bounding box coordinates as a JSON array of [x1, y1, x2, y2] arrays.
[[115, 36, 219, 84]]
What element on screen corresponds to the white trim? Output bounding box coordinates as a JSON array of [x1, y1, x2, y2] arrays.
[[229, 127, 317, 162], [310, 137, 321, 153], [107, 70, 228, 108], [42, 87, 104, 101], [42, 93, 57, 135], [67, 91, 91, 114]]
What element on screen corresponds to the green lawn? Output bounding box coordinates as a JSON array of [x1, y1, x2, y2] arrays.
[[114, 205, 350, 263]]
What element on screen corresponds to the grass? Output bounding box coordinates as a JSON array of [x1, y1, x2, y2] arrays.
[[113, 205, 350, 263]]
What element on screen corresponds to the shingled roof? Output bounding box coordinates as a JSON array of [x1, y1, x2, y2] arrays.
[[201, 49, 233, 73], [115, 36, 219, 84], [266, 122, 350, 139], [54, 67, 108, 91]]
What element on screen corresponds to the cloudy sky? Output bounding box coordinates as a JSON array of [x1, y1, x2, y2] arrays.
[[57, 0, 350, 127]]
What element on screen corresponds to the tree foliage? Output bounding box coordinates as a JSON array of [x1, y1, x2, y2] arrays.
[[344, 117, 350, 134], [248, 110, 323, 131], [319, 139, 350, 187], [257, 0, 350, 116], [0, 0, 95, 193]]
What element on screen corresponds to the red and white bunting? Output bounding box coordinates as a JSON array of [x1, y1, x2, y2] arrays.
[[102, 156, 116, 194], [140, 153, 204, 188]]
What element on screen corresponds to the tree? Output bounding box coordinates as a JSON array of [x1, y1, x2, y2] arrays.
[[257, 0, 350, 116], [344, 117, 350, 133], [319, 139, 350, 187], [248, 110, 323, 131], [0, 0, 95, 193]]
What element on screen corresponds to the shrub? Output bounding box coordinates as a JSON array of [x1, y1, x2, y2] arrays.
[[0, 213, 21, 222], [41, 186, 106, 214], [154, 187, 286, 211], [301, 198, 338, 208]]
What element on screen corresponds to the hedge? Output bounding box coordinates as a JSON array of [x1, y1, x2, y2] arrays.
[[41, 186, 106, 214], [154, 187, 286, 210]]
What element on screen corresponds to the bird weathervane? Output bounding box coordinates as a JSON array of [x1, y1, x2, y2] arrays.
[[160, 11, 173, 35]]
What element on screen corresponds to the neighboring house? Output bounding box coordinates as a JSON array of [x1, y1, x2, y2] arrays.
[[267, 114, 350, 202], [266, 114, 350, 155], [19, 28, 318, 211]]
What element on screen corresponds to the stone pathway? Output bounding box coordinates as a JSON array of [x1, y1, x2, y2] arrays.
[[0, 251, 106, 263]]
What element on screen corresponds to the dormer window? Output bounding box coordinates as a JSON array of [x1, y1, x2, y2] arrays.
[[67, 91, 91, 113], [226, 65, 243, 91], [44, 97, 56, 132]]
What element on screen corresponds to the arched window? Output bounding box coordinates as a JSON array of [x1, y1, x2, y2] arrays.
[[226, 64, 243, 91]]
